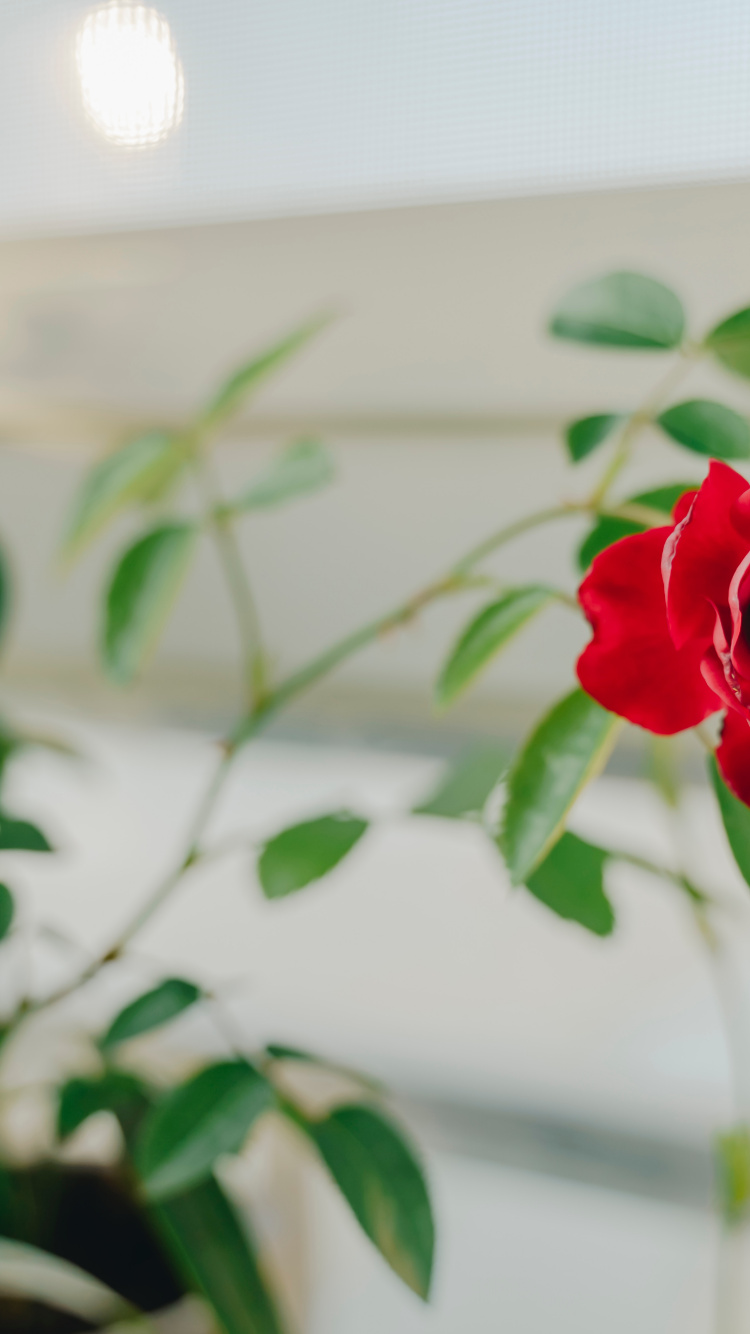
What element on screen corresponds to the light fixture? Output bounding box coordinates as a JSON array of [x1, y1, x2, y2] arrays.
[[76, 3, 185, 147]]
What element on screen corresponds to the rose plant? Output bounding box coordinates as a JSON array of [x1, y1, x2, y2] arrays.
[[3, 272, 750, 1329]]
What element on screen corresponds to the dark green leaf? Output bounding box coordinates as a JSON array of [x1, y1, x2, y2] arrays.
[[576, 482, 698, 570], [549, 272, 685, 350], [300, 1103, 433, 1300], [524, 832, 614, 936], [258, 812, 368, 900], [657, 400, 750, 460], [500, 688, 620, 885], [709, 755, 750, 889], [0, 814, 52, 853], [413, 746, 508, 819], [565, 414, 625, 463], [201, 318, 329, 429], [436, 586, 556, 707], [0, 884, 14, 941], [64, 432, 188, 556], [0, 1237, 135, 1325], [577, 516, 643, 571], [103, 523, 197, 685], [705, 307, 750, 380], [231, 439, 335, 512], [101, 978, 201, 1050], [151, 1175, 285, 1334], [58, 1072, 150, 1143], [136, 1060, 274, 1201], [716, 1127, 750, 1224]]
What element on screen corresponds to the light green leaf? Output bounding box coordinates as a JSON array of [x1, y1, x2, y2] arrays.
[[64, 432, 188, 556], [300, 1102, 434, 1300], [709, 755, 750, 889], [549, 272, 685, 349], [101, 978, 201, 1050], [0, 884, 13, 941], [0, 1237, 134, 1325], [201, 318, 329, 429], [231, 439, 335, 513], [258, 812, 368, 900], [716, 1127, 750, 1225], [646, 736, 681, 809], [657, 399, 750, 460], [436, 587, 556, 708], [524, 831, 614, 936], [565, 413, 625, 463], [577, 482, 697, 570], [102, 523, 197, 685], [412, 745, 508, 819], [265, 1044, 384, 1094], [136, 1060, 274, 1201], [499, 688, 621, 884], [57, 1071, 150, 1142], [705, 307, 750, 380], [0, 813, 52, 853], [151, 1175, 285, 1334]]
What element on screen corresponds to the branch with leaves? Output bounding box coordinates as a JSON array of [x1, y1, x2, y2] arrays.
[[4, 273, 750, 1330]]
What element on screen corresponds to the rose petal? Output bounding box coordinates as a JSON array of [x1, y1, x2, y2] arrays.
[[731, 487, 750, 542], [578, 527, 718, 734], [716, 709, 750, 807], [664, 460, 749, 649]]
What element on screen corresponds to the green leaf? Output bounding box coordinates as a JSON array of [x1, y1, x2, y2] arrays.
[[716, 1127, 750, 1225], [136, 1060, 274, 1201], [201, 318, 329, 429], [57, 1071, 150, 1142], [709, 755, 750, 889], [0, 884, 14, 941], [231, 439, 335, 513], [102, 522, 197, 685], [258, 812, 368, 900], [436, 586, 556, 707], [101, 978, 201, 1050], [524, 831, 614, 936], [64, 432, 188, 556], [577, 516, 643, 571], [657, 399, 750, 460], [565, 413, 625, 463], [0, 1236, 135, 1325], [549, 272, 685, 349], [412, 745, 508, 819], [577, 482, 698, 570], [300, 1103, 434, 1299], [151, 1175, 285, 1334], [500, 688, 621, 885], [705, 307, 750, 380], [0, 814, 52, 853], [265, 1044, 384, 1094]]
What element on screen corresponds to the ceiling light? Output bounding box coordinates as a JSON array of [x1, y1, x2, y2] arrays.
[[76, 3, 185, 148]]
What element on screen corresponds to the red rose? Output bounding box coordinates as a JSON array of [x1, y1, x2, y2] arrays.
[[577, 460, 750, 805]]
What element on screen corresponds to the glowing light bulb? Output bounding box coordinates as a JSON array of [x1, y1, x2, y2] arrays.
[[76, 3, 185, 147]]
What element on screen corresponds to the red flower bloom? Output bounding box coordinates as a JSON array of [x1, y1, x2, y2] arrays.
[[577, 461, 750, 805]]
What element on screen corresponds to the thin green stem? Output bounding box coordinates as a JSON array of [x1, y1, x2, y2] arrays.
[[588, 349, 700, 508], [193, 456, 268, 710]]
